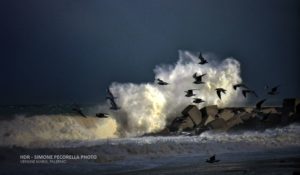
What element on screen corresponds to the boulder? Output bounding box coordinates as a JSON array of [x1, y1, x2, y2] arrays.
[[283, 98, 300, 113], [200, 105, 218, 117], [218, 109, 235, 121], [244, 107, 255, 113], [261, 107, 278, 114], [177, 117, 195, 131], [182, 105, 202, 125], [226, 115, 243, 129], [262, 113, 282, 127], [206, 118, 227, 130], [282, 98, 300, 123], [200, 105, 218, 126], [203, 115, 215, 126], [238, 112, 252, 121]]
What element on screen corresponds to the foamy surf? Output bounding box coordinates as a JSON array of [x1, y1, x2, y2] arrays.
[[0, 114, 118, 148], [1, 120, 299, 157], [0, 125, 299, 175]]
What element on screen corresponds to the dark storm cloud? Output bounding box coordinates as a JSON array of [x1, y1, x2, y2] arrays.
[[0, 0, 299, 104]]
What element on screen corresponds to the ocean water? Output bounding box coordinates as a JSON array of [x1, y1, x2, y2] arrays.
[[0, 105, 299, 175]]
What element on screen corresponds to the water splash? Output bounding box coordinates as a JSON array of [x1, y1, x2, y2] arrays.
[[109, 50, 245, 136]]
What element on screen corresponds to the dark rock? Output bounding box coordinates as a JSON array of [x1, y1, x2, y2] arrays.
[[181, 105, 202, 126], [170, 116, 195, 132], [200, 105, 218, 126], [178, 117, 195, 131], [283, 98, 300, 113], [206, 118, 227, 130], [218, 109, 235, 121], [226, 115, 243, 129], [200, 105, 218, 117], [237, 112, 252, 121]]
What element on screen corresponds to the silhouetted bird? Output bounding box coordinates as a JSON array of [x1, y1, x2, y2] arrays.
[[185, 89, 199, 97], [206, 154, 220, 163], [198, 52, 208, 65], [156, 78, 169, 85], [233, 83, 248, 90], [242, 90, 258, 98], [107, 98, 120, 110], [96, 113, 109, 118], [193, 73, 206, 84], [268, 86, 280, 95], [256, 99, 266, 110], [72, 105, 87, 118], [193, 98, 205, 104], [215, 88, 226, 100]]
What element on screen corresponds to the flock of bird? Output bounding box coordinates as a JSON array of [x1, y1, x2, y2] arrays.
[[72, 88, 120, 118], [71, 53, 281, 165], [72, 52, 281, 119], [155, 52, 281, 110]]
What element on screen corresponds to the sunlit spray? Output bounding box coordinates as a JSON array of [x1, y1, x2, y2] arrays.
[[109, 50, 245, 137], [0, 50, 246, 147]]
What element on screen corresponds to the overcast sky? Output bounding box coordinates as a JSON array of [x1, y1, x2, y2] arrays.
[[0, 0, 299, 105]]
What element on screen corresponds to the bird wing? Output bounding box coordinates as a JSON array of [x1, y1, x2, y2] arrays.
[[233, 84, 247, 90], [107, 88, 116, 99], [193, 73, 197, 79], [198, 52, 204, 61], [253, 91, 258, 97], [198, 76, 203, 81], [198, 74, 206, 81], [256, 99, 266, 109], [107, 88, 112, 96], [158, 79, 168, 84], [217, 90, 222, 99], [242, 90, 247, 98], [111, 100, 117, 108], [109, 98, 118, 109]]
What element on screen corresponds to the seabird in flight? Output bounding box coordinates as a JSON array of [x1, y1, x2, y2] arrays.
[[185, 89, 199, 97], [242, 90, 258, 98], [156, 78, 169, 85], [106, 88, 117, 99], [193, 98, 205, 104], [215, 88, 226, 100], [193, 73, 206, 84], [233, 83, 248, 90], [198, 52, 208, 65], [268, 85, 280, 95], [256, 99, 266, 110], [107, 97, 121, 110]]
